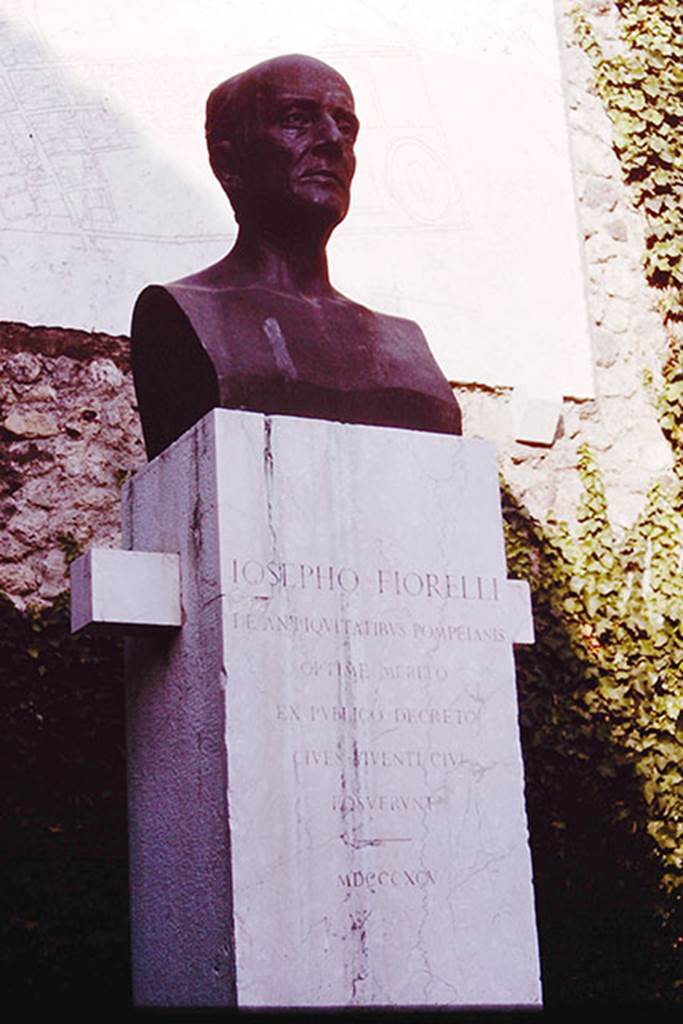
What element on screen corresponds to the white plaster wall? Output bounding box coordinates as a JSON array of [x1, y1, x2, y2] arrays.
[[0, 0, 592, 398]]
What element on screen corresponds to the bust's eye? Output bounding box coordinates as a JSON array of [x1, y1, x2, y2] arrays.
[[281, 110, 311, 129], [336, 118, 357, 139]]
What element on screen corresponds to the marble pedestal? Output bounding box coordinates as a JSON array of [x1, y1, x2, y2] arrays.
[[120, 409, 541, 1008]]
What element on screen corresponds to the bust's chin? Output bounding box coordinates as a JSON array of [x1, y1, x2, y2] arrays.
[[240, 192, 348, 240], [292, 178, 350, 215]]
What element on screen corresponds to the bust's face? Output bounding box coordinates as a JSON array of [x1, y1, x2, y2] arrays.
[[237, 58, 359, 234]]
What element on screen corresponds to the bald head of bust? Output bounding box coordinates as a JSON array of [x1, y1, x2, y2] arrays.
[[204, 54, 359, 240]]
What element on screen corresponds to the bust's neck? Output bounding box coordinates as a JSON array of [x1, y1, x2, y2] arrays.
[[224, 225, 334, 298]]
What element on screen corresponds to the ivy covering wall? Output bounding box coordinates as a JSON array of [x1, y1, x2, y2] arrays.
[[575, 0, 683, 321], [498, 0, 681, 1002]]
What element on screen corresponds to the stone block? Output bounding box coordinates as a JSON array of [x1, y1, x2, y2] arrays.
[[123, 410, 541, 1009], [6, 351, 42, 383], [606, 218, 628, 243], [604, 260, 633, 299], [29, 383, 58, 402], [511, 388, 563, 446], [593, 327, 621, 369], [8, 505, 49, 543], [2, 410, 58, 438], [603, 296, 631, 334], [582, 176, 619, 210], [70, 548, 181, 635], [89, 358, 124, 388]]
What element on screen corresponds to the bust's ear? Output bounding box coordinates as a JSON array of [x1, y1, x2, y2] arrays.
[[209, 140, 242, 196]]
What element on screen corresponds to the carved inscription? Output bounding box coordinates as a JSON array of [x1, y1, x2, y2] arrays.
[[230, 612, 506, 643], [275, 703, 480, 726], [338, 869, 437, 890], [293, 748, 465, 769], [332, 794, 441, 813], [230, 557, 501, 602], [227, 550, 507, 903]]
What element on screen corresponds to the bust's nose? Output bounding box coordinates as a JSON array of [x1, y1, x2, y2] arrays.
[[312, 113, 345, 153]]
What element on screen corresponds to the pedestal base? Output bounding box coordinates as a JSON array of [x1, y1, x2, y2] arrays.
[[123, 409, 542, 1008]]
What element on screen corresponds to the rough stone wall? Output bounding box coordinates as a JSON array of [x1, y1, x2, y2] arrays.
[[0, 0, 676, 609], [456, 0, 674, 533], [0, 323, 144, 609]]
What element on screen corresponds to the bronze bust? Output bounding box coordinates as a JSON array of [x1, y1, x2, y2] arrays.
[[131, 54, 461, 460]]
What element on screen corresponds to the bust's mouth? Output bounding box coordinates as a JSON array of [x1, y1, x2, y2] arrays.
[[299, 168, 346, 187]]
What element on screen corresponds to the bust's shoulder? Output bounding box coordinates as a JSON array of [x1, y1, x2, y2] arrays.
[[331, 292, 428, 345], [132, 263, 233, 340], [165, 259, 231, 292], [132, 281, 182, 322], [369, 307, 424, 339], [133, 258, 232, 310]]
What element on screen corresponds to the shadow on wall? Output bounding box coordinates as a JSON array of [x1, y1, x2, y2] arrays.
[[0, 12, 230, 332], [0, 11, 237, 606]]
